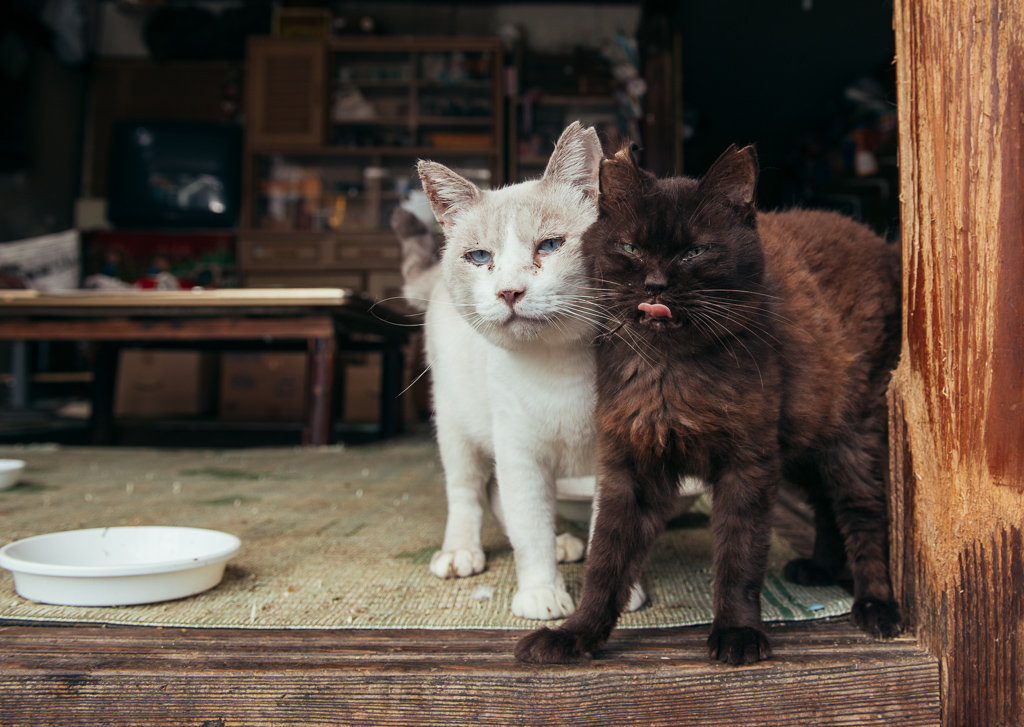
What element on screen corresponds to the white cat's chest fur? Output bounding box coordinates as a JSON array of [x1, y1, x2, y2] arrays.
[[488, 337, 596, 476], [426, 280, 595, 476]]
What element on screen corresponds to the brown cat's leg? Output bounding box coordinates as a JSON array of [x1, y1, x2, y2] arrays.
[[514, 463, 675, 664], [706, 458, 777, 665], [817, 422, 901, 638], [782, 461, 848, 585]]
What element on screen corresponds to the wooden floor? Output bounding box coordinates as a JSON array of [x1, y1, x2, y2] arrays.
[[0, 618, 939, 727]]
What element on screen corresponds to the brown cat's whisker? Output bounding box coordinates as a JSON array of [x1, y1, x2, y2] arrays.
[[693, 300, 786, 347], [692, 304, 790, 367], [698, 295, 817, 341], [688, 309, 741, 366]]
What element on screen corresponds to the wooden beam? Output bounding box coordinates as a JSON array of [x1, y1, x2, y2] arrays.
[[891, 1, 1024, 725]]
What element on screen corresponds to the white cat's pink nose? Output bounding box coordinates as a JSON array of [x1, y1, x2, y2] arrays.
[[498, 289, 524, 308]]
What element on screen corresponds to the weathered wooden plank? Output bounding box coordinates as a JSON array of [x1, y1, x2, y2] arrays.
[[891, 1, 1024, 725], [0, 623, 939, 727], [0, 623, 931, 666]]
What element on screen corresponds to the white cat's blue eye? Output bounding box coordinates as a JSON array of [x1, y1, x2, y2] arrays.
[[465, 249, 493, 265], [685, 245, 709, 259], [537, 237, 565, 255]]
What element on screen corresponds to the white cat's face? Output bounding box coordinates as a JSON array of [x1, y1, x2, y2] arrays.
[[420, 122, 603, 351]]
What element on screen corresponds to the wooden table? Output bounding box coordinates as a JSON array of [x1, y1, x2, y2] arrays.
[[0, 288, 408, 445]]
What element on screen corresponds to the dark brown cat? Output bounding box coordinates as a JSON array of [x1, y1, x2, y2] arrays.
[[515, 144, 902, 666]]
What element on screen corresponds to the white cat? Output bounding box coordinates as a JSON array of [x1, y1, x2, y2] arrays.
[[399, 122, 607, 620]]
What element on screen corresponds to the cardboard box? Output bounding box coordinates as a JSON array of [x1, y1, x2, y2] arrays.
[[220, 352, 307, 421], [344, 358, 382, 424], [342, 351, 425, 425], [114, 350, 215, 418]]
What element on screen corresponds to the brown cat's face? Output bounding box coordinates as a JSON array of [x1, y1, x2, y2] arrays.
[[585, 145, 767, 343]]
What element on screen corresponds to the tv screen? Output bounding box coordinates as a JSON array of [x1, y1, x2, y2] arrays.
[[107, 120, 242, 229]]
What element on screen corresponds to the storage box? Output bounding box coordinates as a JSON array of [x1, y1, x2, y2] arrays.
[[342, 351, 425, 425], [219, 352, 307, 422], [114, 350, 216, 418], [344, 358, 382, 424]]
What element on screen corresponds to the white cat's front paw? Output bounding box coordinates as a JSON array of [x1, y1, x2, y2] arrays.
[[555, 532, 585, 563], [625, 582, 647, 613], [511, 587, 576, 620], [429, 548, 486, 579]]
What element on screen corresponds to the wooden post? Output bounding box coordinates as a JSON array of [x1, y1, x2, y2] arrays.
[[891, 1, 1024, 724]]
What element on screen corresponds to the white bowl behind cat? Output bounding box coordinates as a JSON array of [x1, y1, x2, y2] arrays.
[[555, 475, 705, 528]]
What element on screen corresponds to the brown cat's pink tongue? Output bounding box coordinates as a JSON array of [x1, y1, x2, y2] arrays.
[[638, 302, 672, 318]]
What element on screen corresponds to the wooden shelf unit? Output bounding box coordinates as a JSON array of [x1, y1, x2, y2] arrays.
[[240, 35, 504, 296]]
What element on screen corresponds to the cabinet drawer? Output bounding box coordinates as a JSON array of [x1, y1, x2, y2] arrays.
[[242, 239, 324, 268], [332, 239, 401, 270], [243, 272, 364, 289]]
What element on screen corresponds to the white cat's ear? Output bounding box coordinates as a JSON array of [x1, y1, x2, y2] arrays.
[[699, 144, 759, 211], [542, 121, 602, 200], [418, 160, 481, 227]]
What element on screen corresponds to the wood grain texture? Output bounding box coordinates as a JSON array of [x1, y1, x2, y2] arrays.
[[0, 621, 938, 727], [891, 0, 1024, 724]]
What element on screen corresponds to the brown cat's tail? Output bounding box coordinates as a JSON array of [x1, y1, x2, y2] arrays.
[[390, 206, 441, 312]]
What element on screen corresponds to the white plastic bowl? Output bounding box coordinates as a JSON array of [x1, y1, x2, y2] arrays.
[[0, 459, 25, 491], [554, 475, 705, 528], [0, 526, 241, 607]]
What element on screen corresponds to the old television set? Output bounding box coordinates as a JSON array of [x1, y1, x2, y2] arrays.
[[107, 120, 242, 229]]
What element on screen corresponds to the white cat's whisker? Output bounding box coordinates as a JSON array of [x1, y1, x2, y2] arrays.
[[558, 302, 613, 329], [559, 293, 615, 313], [397, 356, 437, 399]]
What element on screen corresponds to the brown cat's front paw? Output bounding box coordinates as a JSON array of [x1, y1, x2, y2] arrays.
[[851, 597, 902, 638], [515, 627, 591, 664], [707, 626, 772, 666]]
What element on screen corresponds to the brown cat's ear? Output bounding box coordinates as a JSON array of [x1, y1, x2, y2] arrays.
[[699, 144, 759, 212], [542, 121, 602, 201], [599, 144, 644, 212], [418, 160, 482, 227]]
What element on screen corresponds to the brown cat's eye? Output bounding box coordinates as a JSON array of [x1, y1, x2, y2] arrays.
[[621, 243, 640, 256], [685, 245, 710, 259]]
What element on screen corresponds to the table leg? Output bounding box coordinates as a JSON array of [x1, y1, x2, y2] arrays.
[[8, 342, 29, 409], [91, 344, 119, 445], [305, 336, 335, 446]]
